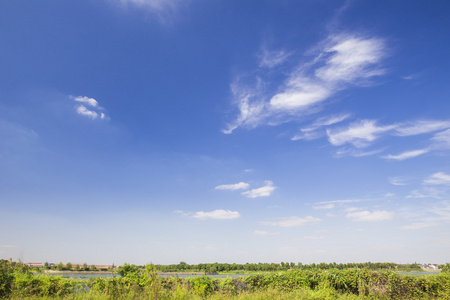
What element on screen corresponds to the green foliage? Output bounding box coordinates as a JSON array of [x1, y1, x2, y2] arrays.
[[440, 263, 450, 272], [187, 276, 218, 297], [117, 263, 140, 278], [65, 262, 72, 270], [3, 260, 450, 299]]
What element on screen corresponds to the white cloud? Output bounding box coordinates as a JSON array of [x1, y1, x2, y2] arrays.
[[215, 182, 250, 191], [263, 216, 321, 227], [382, 149, 429, 160], [424, 172, 450, 186], [292, 113, 350, 141], [72, 95, 108, 120], [73, 96, 99, 108], [313, 204, 335, 210], [431, 129, 450, 149], [116, 0, 180, 12], [317, 199, 359, 205], [429, 201, 450, 221], [345, 207, 362, 212], [389, 176, 408, 186], [346, 210, 394, 222], [242, 181, 276, 198], [406, 188, 443, 199], [394, 120, 450, 136], [327, 120, 395, 148], [315, 35, 385, 83], [76, 105, 98, 119], [335, 147, 385, 157], [259, 48, 293, 68], [400, 222, 439, 230], [270, 80, 331, 110], [402, 73, 420, 80], [224, 34, 386, 133], [192, 209, 241, 220]]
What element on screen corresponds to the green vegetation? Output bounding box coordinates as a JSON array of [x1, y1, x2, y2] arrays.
[[2, 259, 450, 299], [155, 261, 423, 273]]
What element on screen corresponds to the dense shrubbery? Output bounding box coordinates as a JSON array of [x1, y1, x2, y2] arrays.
[[2, 259, 450, 299]]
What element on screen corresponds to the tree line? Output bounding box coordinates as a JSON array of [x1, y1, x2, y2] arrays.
[[153, 261, 423, 273]]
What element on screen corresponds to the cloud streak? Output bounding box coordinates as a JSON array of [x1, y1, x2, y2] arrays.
[[224, 34, 386, 134], [215, 182, 250, 191], [346, 210, 394, 222]]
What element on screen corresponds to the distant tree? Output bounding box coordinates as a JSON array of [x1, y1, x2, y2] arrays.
[[44, 262, 49, 270], [66, 262, 72, 270], [91, 265, 97, 271], [75, 264, 80, 271], [56, 262, 64, 271], [83, 263, 88, 271]]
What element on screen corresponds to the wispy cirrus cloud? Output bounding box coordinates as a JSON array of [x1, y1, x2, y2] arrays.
[[215, 182, 250, 191], [192, 209, 241, 220], [382, 149, 429, 161], [327, 119, 395, 148], [262, 216, 321, 227], [423, 172, 450, 186], [406, 188, 444, 199], [325, 118, 450, 159], [259, 48, 293, 68], [394, 120, 450, 136], [292, 113, 350, 141], [72, 96, 107, 120], [242, 181, 276, 198], [346, 210, 394, 222], [223, 33, 386, 134]]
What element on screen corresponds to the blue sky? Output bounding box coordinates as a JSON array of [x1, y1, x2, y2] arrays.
[[1, 0, 450, 265]]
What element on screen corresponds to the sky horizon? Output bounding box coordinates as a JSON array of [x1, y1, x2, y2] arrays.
[[1, 0, 450, 265]]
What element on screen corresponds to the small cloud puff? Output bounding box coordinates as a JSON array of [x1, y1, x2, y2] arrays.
[[192, 209, 241, 220], [242, 181, 276, 198], [72, 95, 108, 120]]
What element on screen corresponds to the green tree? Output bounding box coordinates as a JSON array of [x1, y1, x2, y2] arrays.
[[56, 262, 64, 271], [65, 262, 72, 270], [83, 263, 88, 271]]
